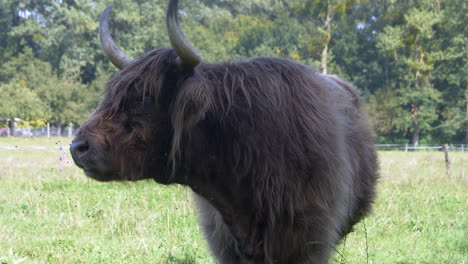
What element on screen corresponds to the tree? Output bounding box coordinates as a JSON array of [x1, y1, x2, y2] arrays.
[[0, 0, 465, 143], [0, 81, 49, 135], [376, 0, 444, 145], [430, 0, 467, 143], [0, 49, 90, 134]]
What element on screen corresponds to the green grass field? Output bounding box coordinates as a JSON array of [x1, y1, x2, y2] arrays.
[[0, 137, 466, 264]]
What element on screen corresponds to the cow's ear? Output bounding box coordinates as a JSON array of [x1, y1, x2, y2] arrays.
[[169, 76, 212, 165], [171, 75, 212, 132]]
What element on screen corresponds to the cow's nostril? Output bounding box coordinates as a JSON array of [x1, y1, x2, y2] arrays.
[[76, 142, 89, 152], [71, 140, 89, 156]]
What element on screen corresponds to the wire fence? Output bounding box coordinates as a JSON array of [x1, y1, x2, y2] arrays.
[[0, 125, 466, 152], [0, 143, 466, 152], [0, 123, 468, 152], [376, 144, 466, 152], [0, 126, 76, 138], [0, 140, 464, 177], [0, 145, 69, 150]]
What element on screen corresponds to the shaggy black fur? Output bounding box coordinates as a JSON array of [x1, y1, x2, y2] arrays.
[[71, 48, 378, 263]]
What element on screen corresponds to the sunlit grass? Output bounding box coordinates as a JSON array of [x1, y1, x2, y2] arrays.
[[333, 151, 467, 264], [0, 137, 466, 263]]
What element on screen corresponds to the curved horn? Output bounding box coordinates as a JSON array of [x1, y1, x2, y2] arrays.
[[166, 0, 201, 68], [99, 5, 135, 69]]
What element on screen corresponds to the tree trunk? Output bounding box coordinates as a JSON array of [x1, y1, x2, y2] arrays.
[[321, 1, 334, 75], [321, 39, 329, 75], [68, 122, 73, 138], [411, 125, 419, 147], [410, 41, 422, 148], [57, 121, 62, 137], [465, 102, 468, 144], [8, 118, 15, 137], [384, 58, 389, 87]]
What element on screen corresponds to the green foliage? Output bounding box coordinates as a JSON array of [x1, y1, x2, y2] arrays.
[[368, 88, 399, 135], [373, 0, 465, 144], [0, 0, 465, 143], [392, 85, 442, 141], [0, 48, 92, 126], [376, 26, 404, 60], [0, 81, 48, 120]]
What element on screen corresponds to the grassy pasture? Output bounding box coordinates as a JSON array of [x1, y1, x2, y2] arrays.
[[0, 137, 466, 264]]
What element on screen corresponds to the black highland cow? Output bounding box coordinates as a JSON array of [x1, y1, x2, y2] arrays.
[[70, 1, 378, 263]]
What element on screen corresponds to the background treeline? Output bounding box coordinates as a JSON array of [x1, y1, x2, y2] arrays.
[[0, 0, 466, 145]]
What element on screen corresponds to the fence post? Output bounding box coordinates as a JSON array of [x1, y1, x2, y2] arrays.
[[47, 122, 50, 139], [462, 144, 465, 153], [68, 122, 73, 138], [443, 144, 451, 177], [59, 145, 65, 174], [405, 143, 408, 152]]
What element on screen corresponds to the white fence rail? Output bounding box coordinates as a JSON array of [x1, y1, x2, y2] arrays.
[[0, 124, 76, 138], [376, 144, 466, 152], [0, 144, 463, 176], [0, 144, 465, 152], [0, 145, 70, 150]]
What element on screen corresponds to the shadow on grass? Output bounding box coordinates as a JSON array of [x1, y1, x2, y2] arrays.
[[164, 252, 198, 264]]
